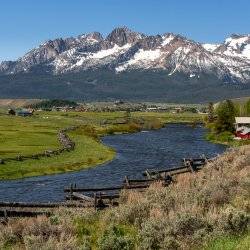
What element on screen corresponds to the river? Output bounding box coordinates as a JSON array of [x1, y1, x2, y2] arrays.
[[0, 124, 226, 202]]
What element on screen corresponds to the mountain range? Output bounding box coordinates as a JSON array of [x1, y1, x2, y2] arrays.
[[0, 27, 250, 103]]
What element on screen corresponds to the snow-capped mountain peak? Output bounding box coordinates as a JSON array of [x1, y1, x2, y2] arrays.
[[215, 34, 250, 60], [202, 43, 220, 52], [0, 28, 250, 85]]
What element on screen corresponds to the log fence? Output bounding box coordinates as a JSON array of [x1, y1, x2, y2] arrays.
[[0, 155, 209, 217], [0, 126, 79, 164]]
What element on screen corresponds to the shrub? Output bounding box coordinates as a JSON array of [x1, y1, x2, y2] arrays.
[[218, 207, 249, 234], [139, 218, 169, 250], [160, 236, 180, 250], [172, 213, 212, 237], [143, 119, 162, 130], [23, 234, 79, 250], [114, 200, 151, 225], [1, 234, 19, 249], [97, 225, 134, 250]]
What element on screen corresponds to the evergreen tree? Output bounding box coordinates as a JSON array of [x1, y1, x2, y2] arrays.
[[207, 102, 215, 123]]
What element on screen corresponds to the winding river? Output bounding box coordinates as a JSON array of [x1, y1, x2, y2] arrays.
[[0, 124, 226, 202]]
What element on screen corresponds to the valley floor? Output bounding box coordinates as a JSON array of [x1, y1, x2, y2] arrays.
[[0, 110, 202, 179], [0, 109, 249, 249]]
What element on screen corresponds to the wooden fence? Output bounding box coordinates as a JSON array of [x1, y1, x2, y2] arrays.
[[0, 156, 209, 217], [0, 126, 79, 164]]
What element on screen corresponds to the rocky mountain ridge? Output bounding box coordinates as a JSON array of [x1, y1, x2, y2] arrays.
[[1, 27, 250, 85]]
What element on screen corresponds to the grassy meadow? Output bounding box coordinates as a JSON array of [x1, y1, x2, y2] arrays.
[[0, 109, 203, 179]]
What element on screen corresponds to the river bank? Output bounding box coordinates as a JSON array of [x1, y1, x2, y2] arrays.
[[205, 125, 250, 147], [0, 142, 248, 249], [0, 124, 225, 202]]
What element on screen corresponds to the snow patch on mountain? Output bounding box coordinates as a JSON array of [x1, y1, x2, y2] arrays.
[[116, 49, 162, 72], [91, 44, 131, 59], [162, 35, 175, 46], [242, 44, 250, 59], [202, 43, 219, 52], [225, 36, 249, 47], [220, 35, 250, 60]]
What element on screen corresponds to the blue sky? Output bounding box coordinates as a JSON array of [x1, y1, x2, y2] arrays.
[[0, 0, 249, 62]]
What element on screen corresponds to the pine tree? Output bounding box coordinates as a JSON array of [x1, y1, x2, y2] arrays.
[[207, 102, 215, 123]]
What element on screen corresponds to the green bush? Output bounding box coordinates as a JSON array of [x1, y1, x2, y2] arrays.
[[97, 225, 134, 250], [114, 200, 151, 225], [139, 218, 170, 250], [206, 131, 234, 144], [218, 207, 249, 234], [161, 236, 180, 250], [2, 234, 19, 248], [172, 214, 211, 237]]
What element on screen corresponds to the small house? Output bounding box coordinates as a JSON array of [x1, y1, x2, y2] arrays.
[[114, 100, 124, 105], [17, 109, 34, 117], [171, 107, 183, 114], [235, 117, 250, 139]]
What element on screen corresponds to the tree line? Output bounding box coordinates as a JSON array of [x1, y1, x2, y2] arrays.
[[207, 98, 250, 134]]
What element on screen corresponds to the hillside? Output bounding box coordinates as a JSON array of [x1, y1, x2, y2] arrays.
[[0, 146, 249, 249], [0, 99, 42, 108], [1, 70, 250, 103]]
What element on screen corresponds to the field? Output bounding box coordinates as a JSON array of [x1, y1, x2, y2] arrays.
[[0, 110, 203, 180]]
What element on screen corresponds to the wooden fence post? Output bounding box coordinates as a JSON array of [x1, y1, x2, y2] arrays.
[[94, 193, 97, 210], [70, 183, 73, 201]]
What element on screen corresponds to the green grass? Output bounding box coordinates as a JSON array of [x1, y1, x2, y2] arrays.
[[75, 213, 138, 249], [0, 113, 72, 158], [204, 234, 250, 250], [0, 110, 203, 179], [132, 111, 204, 124], [205, 122, 250, 147], [0, 127, 115, 179]]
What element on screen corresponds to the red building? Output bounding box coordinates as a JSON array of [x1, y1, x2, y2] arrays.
[[235, 117, 250, 139]]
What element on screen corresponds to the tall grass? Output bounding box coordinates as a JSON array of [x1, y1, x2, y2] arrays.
[[1, 146, 249, 249]]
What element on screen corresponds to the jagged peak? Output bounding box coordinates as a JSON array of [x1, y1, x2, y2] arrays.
[[224, 34, 250, 44], [1, 28, 250, 85], [106, 26, 145, 46], [107, 26, 135, 35], [229, 33, 250, 39], [79, 32, 103, 42]]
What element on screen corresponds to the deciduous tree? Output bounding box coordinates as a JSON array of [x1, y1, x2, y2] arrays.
[[215, 100, 238, 133]]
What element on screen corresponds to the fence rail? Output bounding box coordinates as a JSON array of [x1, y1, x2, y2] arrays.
[[0, 126, 79, 164], [0, 155, 209, 215]]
